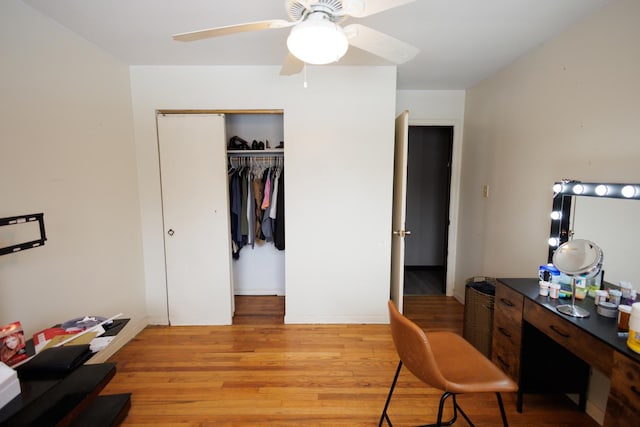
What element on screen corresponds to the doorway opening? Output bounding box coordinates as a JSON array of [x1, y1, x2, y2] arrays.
[[403, 126, 453, 296], [226, 113, 286, 325]]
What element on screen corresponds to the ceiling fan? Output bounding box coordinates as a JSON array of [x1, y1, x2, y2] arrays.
[[172, 0, 419, 75]]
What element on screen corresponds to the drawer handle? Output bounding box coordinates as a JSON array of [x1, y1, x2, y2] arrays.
[[496, 355, 510, 368], [498, 327, 512, 338], [549, 324, 570, 338], [500, 298, 514, 307], [632, 386, 640, 397]]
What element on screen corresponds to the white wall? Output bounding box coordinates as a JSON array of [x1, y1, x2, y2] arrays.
[[0, 1, 147, 337], [395, 90, 466, 297], [131, 66, 397, 324], [459, 0, 640, 297], [460, 0, 640, 422], [396, 91, 466, 121]]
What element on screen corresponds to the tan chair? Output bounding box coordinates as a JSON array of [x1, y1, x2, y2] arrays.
[[380, 300, 518, 427]]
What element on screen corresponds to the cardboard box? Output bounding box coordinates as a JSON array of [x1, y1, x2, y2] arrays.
[[0, 362, 21, 410]]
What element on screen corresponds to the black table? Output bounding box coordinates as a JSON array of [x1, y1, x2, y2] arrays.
[[0, 320, 131, 427]]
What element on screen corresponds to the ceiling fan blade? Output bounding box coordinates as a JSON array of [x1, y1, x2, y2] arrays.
[[344, 24, 419, 64], [173, 19, 295, 42], [342, 0, 415, 18], [280, 53, 305, 76]]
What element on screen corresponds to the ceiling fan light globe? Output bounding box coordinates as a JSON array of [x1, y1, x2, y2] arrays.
[[287, 18, 348, 65]]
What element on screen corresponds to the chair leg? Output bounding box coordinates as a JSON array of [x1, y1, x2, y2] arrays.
[[496, 392, 510, 427], [420, 392, 475, 427], [381, 365, 507, 427], [417, 392, 508, 427], [453, 394, 474, 427], [379, 360, 403, 427]]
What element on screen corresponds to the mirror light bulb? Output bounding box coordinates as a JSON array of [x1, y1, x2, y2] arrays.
[[548, 237, 559, 247], [553, 183, 562, 193], [621, 185, 636, 198], [550, 211, 562, 220], [595, 185, 608, 196], [573, 184, 584, 195]]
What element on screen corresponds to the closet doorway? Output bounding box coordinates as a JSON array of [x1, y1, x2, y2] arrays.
[[226, 113, 286, 325], [403, 125, 453, 296], [157, 111, 286, 326]]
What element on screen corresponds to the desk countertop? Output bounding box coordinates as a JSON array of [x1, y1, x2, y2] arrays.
[[497, 278, 640, 363]]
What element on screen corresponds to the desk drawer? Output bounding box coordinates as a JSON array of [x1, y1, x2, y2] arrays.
[[494, 282, 524, 324], [492, 330, 521, 381], [492, 282, 524, 381], [605, 352, 640, 427], [523, 300, 613, 376]]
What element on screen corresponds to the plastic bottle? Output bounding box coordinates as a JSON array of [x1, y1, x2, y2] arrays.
[[627, 302, 640, 354]]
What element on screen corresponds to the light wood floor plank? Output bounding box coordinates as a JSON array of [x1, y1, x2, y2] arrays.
[[103, 296, 599, 426]]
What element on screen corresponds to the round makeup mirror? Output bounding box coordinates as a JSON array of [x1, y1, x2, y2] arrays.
[[552, 239, 603, 317]]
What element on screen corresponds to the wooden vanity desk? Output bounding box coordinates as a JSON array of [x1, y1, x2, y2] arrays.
[[492, 278, 640, 427]]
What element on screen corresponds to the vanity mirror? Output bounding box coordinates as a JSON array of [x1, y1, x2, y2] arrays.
[[553, 239, 603, 317], [548, 181, 640, 288]]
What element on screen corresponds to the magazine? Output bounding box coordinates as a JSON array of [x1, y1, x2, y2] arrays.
[[1, 321, 28, 367]]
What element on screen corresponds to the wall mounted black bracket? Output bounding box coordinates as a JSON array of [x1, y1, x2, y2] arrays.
[[0, 213, 47, 256]]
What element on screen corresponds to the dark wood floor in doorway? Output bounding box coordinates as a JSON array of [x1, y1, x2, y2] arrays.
[[404, 267, 445, 295], [233, 295, 285, 324]]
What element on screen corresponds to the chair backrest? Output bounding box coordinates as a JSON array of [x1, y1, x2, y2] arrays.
[[388, 300, 449, 390]]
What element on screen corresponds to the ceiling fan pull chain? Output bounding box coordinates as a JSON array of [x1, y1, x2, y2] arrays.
[[303, 62, 308, 88]]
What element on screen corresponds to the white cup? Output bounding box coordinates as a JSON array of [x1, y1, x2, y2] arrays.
[[609, 289, 622, 306], [595, 290, 608, 305], [539, 281, 550, 296]]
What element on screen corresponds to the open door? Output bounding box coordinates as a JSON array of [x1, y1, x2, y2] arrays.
[[390, 110, 410, 312]]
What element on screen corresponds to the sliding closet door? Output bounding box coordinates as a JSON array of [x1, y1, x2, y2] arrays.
[[157, 113, 233, 325]]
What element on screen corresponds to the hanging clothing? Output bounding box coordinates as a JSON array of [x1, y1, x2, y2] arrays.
[[229, 169, 245, 259], [240, 170, 248, 236], [274, 168, 285, 250], [246, 171, 255, 247], [269, 168, 280, 221], [261, 168, 274, 242], [253, 173, 265, 241], [261, 170, 272, 210], [227, 156, 285, 256]]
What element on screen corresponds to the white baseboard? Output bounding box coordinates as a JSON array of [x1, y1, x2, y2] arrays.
[[86, 316, 149, 364]]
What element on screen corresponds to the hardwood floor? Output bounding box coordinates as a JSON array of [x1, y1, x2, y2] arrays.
[[233, 295, 285, 325], [102, 296, 599, 426], [404, 268, 445, 296]]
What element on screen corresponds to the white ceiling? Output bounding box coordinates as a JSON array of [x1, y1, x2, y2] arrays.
[[22, 0, 610, 90]]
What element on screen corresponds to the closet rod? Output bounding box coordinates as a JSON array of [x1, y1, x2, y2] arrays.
[[228, 156, 283, 167], [227, 150, 283, 156]]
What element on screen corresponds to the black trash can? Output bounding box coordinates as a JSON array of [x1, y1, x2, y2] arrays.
[[463, 277, 496, 358]]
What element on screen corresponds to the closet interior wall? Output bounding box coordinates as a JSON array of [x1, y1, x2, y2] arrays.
[[226, 113, 285, 296]]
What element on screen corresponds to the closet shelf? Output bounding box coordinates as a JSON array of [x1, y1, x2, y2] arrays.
[[227, 149, 283, 155]]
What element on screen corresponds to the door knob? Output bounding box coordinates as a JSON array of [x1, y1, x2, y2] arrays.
[[168, 229, 174, 236]]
